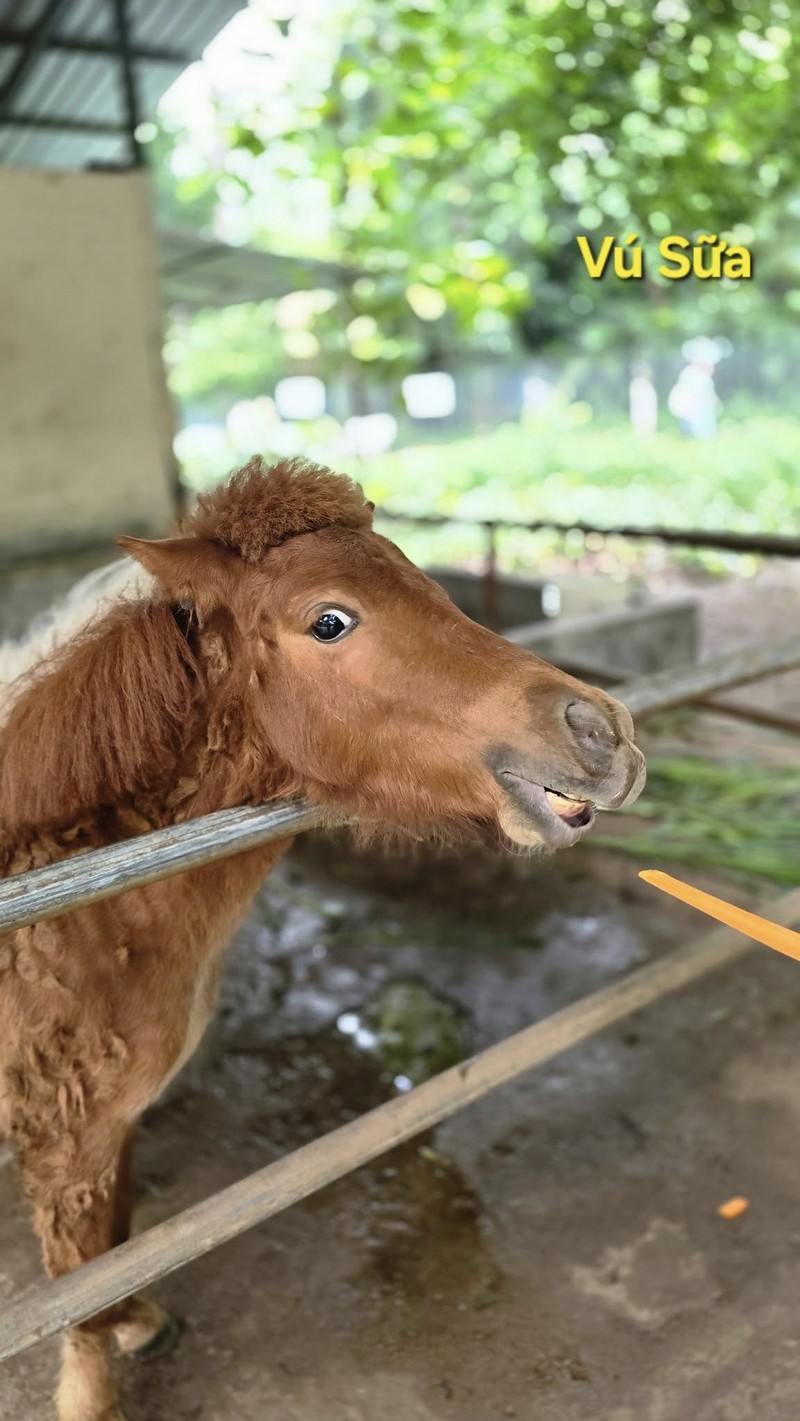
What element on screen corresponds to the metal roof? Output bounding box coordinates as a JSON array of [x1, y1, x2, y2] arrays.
[[159, 227, 356, 310], [0, 2, 359, 312], [0, 0, 243, 169]]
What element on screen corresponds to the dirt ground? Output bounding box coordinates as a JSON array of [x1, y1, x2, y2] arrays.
[[1, 559, 800, 1421]]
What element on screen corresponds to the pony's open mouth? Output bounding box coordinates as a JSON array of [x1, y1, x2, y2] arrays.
[[496, 769, 597, 847], [543, 787, 595, 829]]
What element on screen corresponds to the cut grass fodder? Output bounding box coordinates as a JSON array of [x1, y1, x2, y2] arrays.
[[589, 757, 800, 887]]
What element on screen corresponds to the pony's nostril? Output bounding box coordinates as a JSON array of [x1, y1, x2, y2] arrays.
[[564, 699, 618, 756]]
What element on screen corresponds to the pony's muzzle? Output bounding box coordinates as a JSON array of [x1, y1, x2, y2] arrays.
[[563, 696, 645, 809]]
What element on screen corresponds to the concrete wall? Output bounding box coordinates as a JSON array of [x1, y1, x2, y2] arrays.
[[429, 567, 652, 630], [428, 567, 553, 627], [506, 594, 699, 676], [0, 167, 175, 558]]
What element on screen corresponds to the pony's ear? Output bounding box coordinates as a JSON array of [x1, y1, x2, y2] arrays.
[[117, 535, 233, 614]]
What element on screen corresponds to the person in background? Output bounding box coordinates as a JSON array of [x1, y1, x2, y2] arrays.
[[667, 336, 727, 438], [629, 360, 658, 435]]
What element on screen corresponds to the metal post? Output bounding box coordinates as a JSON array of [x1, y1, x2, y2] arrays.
[[111, 0, 143, 168], [483, 521, 499, 630]]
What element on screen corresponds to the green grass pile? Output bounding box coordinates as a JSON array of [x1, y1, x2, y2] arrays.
[[589, 756, 800, 887]]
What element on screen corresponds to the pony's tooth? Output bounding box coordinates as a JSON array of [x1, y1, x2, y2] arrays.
[[545, 789, 588, 815]]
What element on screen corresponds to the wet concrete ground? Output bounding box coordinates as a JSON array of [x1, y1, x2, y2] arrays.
[[4, 822, 800, 1421]]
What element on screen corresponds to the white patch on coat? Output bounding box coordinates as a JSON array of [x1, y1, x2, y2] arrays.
[[0, 559, 154, 726]]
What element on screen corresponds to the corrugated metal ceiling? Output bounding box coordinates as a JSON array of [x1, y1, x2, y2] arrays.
[[159, 228, 356, 311], [0, 0, 243, 168], [0, 2, 358, 312]]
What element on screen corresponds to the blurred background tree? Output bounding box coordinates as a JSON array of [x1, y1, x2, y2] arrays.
[[155, 0, 799, 370], [149, 0, 800, 549]]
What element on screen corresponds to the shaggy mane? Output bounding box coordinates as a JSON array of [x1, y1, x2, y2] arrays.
[[0, 601, 198, 834], [189, 456, 374, 563]]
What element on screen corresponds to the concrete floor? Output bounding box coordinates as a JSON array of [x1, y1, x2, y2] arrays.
[[3, 825, 800, 1421], [2, 562, 800, 1420]]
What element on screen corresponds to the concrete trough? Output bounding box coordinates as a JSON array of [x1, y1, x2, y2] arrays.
[[426, 566, 559, 628], [428, 567, 699, 677], [506, 594, 700, 677]]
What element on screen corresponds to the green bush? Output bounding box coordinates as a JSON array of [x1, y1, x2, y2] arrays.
[[179, 412, 799, 575], [353, 416, 800, 532], [339, 415, 800, 575]]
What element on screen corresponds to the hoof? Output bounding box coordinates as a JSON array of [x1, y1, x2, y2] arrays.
[[127, 1313, 183, 1362], [115, 1298, 183, 1360]]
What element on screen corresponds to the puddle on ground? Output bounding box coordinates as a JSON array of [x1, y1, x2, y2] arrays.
[[337, 979, 471, 1090]]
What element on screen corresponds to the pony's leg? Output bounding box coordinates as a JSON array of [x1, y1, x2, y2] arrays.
[[56, 1332, 124, 1421], [20, 1133, 129, 1421], [108, 1127, 179, 1359]]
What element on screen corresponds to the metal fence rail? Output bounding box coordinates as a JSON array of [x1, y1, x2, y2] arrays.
[[380, 507, 800, 559], [0, 635, 799, 1361], [0, 803, 327, 936], [379, 508, 800, 631]]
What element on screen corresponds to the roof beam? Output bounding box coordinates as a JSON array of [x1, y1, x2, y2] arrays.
[[0, 0, 76, 118], [0, 112, 126, 134], [0, 27, 189, 64]]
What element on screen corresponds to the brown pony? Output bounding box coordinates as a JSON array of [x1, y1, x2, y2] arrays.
[[0, 457, 644, 1421]]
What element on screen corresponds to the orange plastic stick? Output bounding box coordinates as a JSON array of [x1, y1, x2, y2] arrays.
[[639, 870, 800, 965]]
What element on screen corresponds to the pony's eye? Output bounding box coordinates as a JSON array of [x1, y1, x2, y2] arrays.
[[309, 608, 356, 643]]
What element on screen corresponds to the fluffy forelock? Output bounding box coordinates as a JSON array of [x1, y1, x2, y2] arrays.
[[188, 456, 374, 563]]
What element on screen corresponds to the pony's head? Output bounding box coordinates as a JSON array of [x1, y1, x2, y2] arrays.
[[120, 458, 645, 850]]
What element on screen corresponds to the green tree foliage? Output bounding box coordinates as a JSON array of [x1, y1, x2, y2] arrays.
[[155, 0, 799, 383], [165, 303, 284, 406]]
